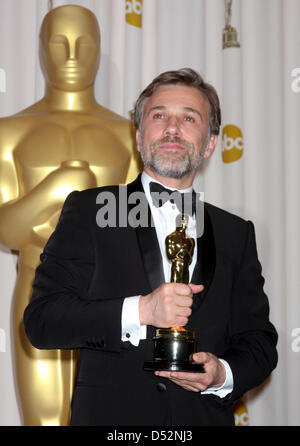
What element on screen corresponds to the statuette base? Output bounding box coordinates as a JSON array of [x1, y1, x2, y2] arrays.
[[144, 328, 205, 373]]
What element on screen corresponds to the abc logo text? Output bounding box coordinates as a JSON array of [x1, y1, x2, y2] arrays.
[[125, 0, 142, 28], [222, 124, 243, 163]]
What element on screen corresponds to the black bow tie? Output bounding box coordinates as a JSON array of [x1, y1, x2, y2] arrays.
[[149, 181, 198, 216]]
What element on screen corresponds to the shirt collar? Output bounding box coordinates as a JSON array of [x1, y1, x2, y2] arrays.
[[141, 171, 194, 201]]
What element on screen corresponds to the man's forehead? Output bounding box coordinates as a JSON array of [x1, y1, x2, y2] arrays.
[[144, 84, 210, 114]]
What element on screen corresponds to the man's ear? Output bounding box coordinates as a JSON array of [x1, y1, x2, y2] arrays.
[[136, 130, 141, 152], [204, 134, 218, 159]]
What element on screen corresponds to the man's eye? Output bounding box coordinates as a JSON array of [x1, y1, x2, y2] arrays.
[[184, 116, 195, 123], [153, 113, 164, 119]]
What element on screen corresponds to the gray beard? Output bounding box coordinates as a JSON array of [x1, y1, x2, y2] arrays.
[[139, 134, 208, 179]]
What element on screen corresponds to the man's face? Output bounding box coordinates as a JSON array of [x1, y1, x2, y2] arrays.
[[136, 84, 217, 181]]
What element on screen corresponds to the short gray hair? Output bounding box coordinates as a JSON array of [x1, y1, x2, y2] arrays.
[[133, 68, 221, 135]]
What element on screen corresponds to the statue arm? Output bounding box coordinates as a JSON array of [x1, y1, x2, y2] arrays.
[[165, 237, 178, 261], [0, 162, 96, 249], [118, 120, 142, 184], [23, 190, 123, 352], [125, 150, 142, 184]]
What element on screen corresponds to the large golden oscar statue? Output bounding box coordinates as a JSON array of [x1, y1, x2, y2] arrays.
[[0, 5, 140, 425]]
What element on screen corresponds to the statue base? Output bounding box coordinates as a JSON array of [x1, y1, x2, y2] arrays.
[[143, 328, 205, 373]]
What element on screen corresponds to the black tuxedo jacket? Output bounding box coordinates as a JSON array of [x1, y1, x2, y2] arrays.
[[24, 175, 278, 426]]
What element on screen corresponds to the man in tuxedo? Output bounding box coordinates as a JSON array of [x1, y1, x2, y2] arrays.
[[24, 68, 278, 426]]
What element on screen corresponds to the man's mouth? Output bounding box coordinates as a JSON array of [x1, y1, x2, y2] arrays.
[[156, 137, 187, 152], [159, 142, 185, 151]]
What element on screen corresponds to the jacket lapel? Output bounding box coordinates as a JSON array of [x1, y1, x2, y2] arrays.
[[136, 225, 165, 291], [191, 204, 216, 311], [127, 175, 165, 292]]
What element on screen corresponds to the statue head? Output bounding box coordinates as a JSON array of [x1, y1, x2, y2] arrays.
[[39, 5, 100, 92], [176, 213, 188, 231]]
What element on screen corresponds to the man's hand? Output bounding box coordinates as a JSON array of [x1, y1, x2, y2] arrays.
[[139, 283, 203, 328], [154, 352, 226, 392]]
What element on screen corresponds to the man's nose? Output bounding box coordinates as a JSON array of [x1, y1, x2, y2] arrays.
[[164, 116, 181, 137]]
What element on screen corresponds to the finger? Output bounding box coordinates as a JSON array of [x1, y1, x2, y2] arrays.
[[169, 379, 201, 392], [155, 371, 211, 392], [154, 371, 199, 390], [189, 284, 204, 294], [158, 370, 203, 383], [173, 317, 189, 327], [176, 306, 192, 318], [171, 283, 194, 296], [154, 370, 172, 379], [165, 374, 208, 392], [176, 296, 193, 309], [170, 373, 213, 391], [192, 352, 210, 364]]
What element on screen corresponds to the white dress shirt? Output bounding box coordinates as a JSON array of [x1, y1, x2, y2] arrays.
[[121, 171, 233, 397]]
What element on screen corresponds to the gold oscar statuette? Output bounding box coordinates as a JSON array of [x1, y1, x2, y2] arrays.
[[0, 5, 140, 426], [144, 214, 204, 372], [223, 0, 240, 49]]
